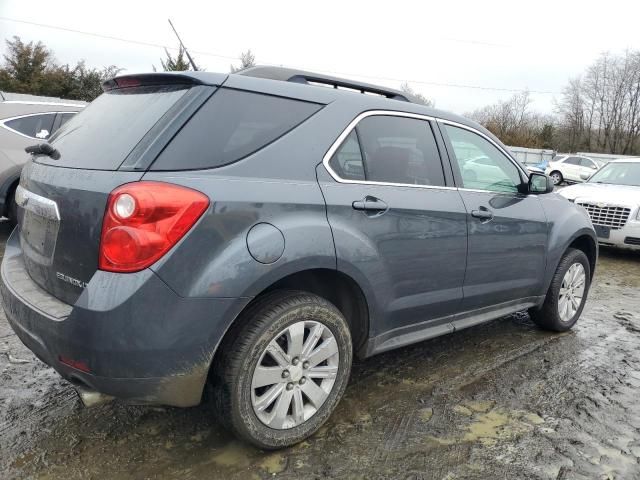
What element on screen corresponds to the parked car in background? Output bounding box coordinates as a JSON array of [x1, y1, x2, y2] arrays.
[[1, 67, 597, 449], [559, 158, 640, 250], [526, 159, 548, 175], [0, 92, 85, 221], [545, 154, 604, 185]]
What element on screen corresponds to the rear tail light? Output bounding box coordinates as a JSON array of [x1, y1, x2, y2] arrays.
[[99, 181, 209, 273]]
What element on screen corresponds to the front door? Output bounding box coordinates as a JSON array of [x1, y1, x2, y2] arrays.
[[440, 123, 548, 311], [317, 113, 468, 337]]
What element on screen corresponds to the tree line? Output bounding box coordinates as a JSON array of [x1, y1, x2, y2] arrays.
[[469, 49, 640, 155], [1, 36, 638, 156]]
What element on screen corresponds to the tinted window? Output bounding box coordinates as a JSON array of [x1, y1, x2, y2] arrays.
[[57, 112, 75, 128], [580, 158, 596, 168], [152, 89, 322, 170], [444, 125, 522, 193], [329, 130, 365, 180], [354, 116, 445, 186], [45, 85, 189, 170], [564, 156, 582, 165], [4, 113, 56, 139]]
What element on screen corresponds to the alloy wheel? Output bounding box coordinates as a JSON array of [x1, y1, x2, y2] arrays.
[[558, 263, 586, 322], [251, 320, 339, 430]]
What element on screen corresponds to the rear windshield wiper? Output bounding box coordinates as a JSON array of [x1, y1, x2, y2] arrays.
[[25, 143, 60, 160]]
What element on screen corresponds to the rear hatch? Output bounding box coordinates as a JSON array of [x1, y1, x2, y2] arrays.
[[17, 75, 219, 304]]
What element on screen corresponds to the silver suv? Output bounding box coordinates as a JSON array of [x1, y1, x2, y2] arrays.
[[0, 92, 85, 220]]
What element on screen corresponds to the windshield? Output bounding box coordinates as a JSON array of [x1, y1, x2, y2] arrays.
[[588, 162, 640, 186]]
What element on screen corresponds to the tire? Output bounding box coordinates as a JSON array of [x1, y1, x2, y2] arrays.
[[211, 290, 352, 449], [529, 248, 590, 332], [549, 170, 563, 186], [5, 186, 18, 225]]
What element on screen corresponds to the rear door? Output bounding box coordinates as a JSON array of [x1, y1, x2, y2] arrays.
[[578, 157, 598, 180], [562, 156, 582, 181], [17, 80, 217, 304], [318, 113, 468, 336], [440, 122, 548, 312]]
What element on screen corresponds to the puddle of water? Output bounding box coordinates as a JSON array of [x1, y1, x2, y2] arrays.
[[260, 452, 286, 474], [210, 442, 252, 468]]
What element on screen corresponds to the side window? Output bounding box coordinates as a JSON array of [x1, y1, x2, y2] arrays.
[[355, 116, 445, 186], [4, 113, 56, 139], [580, 158, 596, 169], [152, 89, 322, 170], [329, 130, 365, 180], [443, 124, 522, 193], [564, 157, 581, 165]]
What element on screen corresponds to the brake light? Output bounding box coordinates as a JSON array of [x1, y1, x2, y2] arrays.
[[99, 182, 209, 273]]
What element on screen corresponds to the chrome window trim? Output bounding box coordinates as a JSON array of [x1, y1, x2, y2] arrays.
[[321, 110, 456, 192], [321, 110, 528, 194], [0, 111, 78, 140], [2, 100, 85, 108], [436, 118, 529, 178]]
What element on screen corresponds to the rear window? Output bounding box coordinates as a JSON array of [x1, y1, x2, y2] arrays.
[[44, 85, 190, 170], [150, 88, 322, 170]]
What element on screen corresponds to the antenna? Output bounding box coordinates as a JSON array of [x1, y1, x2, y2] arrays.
[[168, 18, 198, 71]]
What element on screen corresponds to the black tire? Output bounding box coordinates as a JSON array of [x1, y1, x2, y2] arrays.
[[6, 186, 18, 224], [549, 170, 563, 186], [211, 290, 352, 449], [529, 248, 590, 332]]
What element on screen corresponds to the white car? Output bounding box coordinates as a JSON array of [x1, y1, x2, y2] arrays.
[[558, 158, 640, 250], [545, 155, 604, 185]]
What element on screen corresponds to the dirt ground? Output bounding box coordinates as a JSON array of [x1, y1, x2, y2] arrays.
[[1, 220, 639, 480]]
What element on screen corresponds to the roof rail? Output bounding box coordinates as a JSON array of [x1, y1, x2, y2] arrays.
[[238, 66, 415, 103]]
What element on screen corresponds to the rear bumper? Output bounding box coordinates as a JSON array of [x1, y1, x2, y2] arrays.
[[1, 229, 249, 407]]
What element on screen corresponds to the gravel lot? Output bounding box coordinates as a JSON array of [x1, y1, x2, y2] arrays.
[[1, 220, 639, 479]]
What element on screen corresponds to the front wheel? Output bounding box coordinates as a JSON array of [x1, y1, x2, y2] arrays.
[[212, 291, 353, 449], [529, 248, 590, 331], [549, 170, 563, 186]]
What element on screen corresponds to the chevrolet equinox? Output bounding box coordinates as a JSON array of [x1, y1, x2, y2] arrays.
[[1, 66, 598, 449]]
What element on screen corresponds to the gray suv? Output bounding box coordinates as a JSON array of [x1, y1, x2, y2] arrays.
[[0, 67, 597, 449]]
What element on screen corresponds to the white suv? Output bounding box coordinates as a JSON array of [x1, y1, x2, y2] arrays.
[[545, 155, 603, 185]]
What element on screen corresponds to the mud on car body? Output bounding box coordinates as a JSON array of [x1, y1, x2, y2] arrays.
[[0, 67, 597, 449]]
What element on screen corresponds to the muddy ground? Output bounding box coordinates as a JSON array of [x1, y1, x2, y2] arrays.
[[1, 220, 639, 480]]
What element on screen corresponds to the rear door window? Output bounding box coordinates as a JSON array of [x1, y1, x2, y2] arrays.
[[328, 130, 366, 180], [151, 88, 322, 170], [42, 85, 191, 170], [564, 157, 582, 165], [4, 113, 56, 139], [354, 115, 445, 186]]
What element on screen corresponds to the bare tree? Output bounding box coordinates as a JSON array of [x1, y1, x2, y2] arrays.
[[400, 82, 434, 107], [230, 50, 256, 73]]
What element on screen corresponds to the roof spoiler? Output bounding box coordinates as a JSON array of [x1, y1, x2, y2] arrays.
[[238, 66, 415, 103], [102, 73, 205, 92]]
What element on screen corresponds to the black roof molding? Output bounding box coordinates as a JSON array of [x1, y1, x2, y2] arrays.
[[238, 66, 416, 103]]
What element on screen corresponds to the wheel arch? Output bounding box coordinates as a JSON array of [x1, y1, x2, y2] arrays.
[[209, 267, 371, 386]]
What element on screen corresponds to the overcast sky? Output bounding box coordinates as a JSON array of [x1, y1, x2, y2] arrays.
[[1, 0, 638, 114]]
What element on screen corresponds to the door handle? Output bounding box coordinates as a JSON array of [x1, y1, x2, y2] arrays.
[[471, 208, 493, 221], [352, 196, 388, 213]]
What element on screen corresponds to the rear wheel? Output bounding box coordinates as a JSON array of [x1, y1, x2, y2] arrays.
[[5, 185, 18, 224], [529, 248, 590, 331], [549, 170, 563, 185], [212, 291, 352, 449]]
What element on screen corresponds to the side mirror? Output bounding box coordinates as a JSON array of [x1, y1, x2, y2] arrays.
[[529, 172, 554, 194], [580, 172, 591, 180]]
